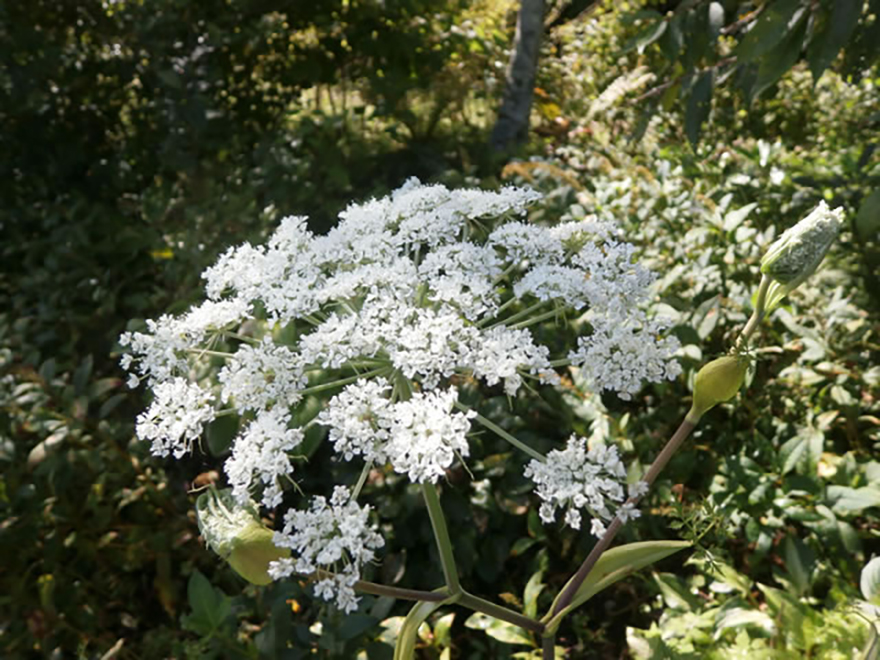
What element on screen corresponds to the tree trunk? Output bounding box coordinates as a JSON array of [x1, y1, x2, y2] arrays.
[[491, 0, 545, 152]]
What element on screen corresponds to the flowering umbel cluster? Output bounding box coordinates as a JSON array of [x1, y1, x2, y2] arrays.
[[120, 179, 681, 609]]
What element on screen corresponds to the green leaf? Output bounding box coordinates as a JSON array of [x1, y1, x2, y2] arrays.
[[394, 594, 452, 660], [714, 606, 776, 637], [827, 486, 880, 514], [338, 613, 379, 641], [464, 612, 533, 646], [736, 0, 806, 62], [73, 355, 93, 396], [543, 540, 691, 631], [206, 414, 239, 456], [654, 572, 701, 611], [861, 557, 880, 602], [685, 70, 714, 147], [779, 426, 823, 475], [856, 189, 880, 239], [783, 536, 815, 596], [807, 0, 862, 83], [182, 570, 232, 636], [750, 10, 808, 99], [623, 19, 668, 55], [433, 613, 455, 648], [523, 571, 545, 619]]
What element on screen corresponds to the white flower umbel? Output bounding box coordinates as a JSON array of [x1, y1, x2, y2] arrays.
[[568, 312, 681, 400], [224, 408, 304, 508], [385, 387, 476, 483], [269, 486, 384, 613], [525, 436, 641, 536], [135, 377, 215, 458], [318, 378, 393, 463], [120, 178, 684, 609], [218, 338, 305, 413]]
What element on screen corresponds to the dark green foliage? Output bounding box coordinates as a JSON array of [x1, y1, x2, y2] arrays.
[[2, 0, 879, 658]]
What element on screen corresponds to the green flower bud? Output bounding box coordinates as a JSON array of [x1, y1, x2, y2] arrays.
[[760, 202, 843, 310], [195, 488, 290, 586], [688, 355, 749, 422]]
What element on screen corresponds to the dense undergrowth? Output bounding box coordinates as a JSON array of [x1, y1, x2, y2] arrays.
[[1, 1, 879, 658]]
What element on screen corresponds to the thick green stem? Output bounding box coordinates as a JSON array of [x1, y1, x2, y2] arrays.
[[548, 416, 698, 619], [354, 580, 448, 603], [422, 483, 461, 594], [458, 591, 544, 634], [311, 569, 448, 602], [455, 401, 545, 462], [542, 633, 556, 659]]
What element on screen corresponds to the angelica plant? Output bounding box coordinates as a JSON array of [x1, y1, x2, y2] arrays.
[[121, 179, 841, 657]]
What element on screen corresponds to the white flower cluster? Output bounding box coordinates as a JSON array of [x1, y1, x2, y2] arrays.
[[524, 435, 647, 537], [121, 178, 681, 607], [318, 379, 475, 482], [269, 486, 384, 613]]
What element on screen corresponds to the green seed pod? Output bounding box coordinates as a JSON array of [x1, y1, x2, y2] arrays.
[[195, 487, 290, 586], [688, 355, 749, 422], [760, 202, 843, 310]]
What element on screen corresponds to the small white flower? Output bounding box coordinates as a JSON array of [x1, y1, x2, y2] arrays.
[[224, 408, 303, 509], [135, 377, 215, 458], [385, 387, 475, 483], [270, 486, 384, 613], [319, 379, 392, 463], [524, 436, 633, 536]]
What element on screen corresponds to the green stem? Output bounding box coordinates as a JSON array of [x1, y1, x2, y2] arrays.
[[547, 416, 698, 620], [510, 308, 561, 330], [422, 483, 461, 595], [299, 367, 390, 395], [311, 569, 448, 602], [222, 331, 260, 345], [542, 633, 556, 659], [491, 262, 521, 287], [487, 300, 549, 330], [735, 274, 770, 351], [188, 348, 235, 359], [548, 358, 571, 368], [351, 460, 373, 500], [458, 591, 544, 634], [455, 402, 545, 462]]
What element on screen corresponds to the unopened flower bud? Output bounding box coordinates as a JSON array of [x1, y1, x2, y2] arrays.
[[760, 202, 843, 310], [688, 355, 749, 422], [196, 488, 289, 586]]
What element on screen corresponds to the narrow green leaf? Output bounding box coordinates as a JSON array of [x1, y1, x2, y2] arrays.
[[783, 536, 814, 596], [685, 70, 714, 147], [543, 540, 691, 631], [736, 0, 806, 62]]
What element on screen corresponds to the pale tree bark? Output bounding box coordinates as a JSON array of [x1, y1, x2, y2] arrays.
[[491, 0, 545, 152]]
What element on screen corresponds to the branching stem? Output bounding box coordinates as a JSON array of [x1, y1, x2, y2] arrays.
[[548, 416, 698, 619]]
